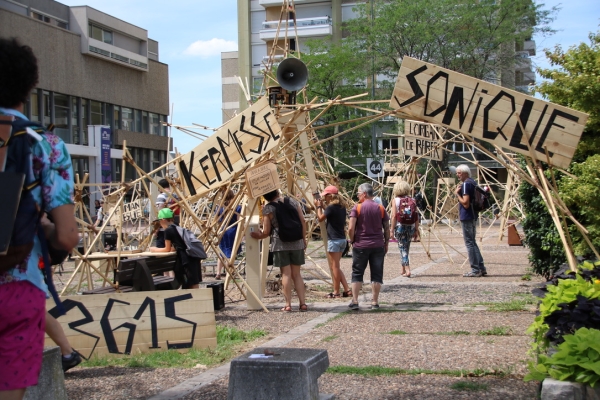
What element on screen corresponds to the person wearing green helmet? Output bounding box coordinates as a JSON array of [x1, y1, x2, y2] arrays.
[[150, 208, 201, 288]]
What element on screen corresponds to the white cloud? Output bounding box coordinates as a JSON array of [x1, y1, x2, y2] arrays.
[[183, 38, 237, 57]]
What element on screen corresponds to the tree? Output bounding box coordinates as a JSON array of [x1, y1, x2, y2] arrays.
[[345, 0, 556, 83], [531, 31, 600, 258]]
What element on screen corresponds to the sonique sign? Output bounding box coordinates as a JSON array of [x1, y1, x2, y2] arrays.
[[179, 97, 282, 196], [390, 57, 589, 169]]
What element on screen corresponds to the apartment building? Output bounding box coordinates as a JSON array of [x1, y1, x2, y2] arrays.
[[0, 0, 170, 190]]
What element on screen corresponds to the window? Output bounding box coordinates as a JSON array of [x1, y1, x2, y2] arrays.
[[54, 93, 70, 143], [32, 12, 50, 23], [43, 91, 51, 126], [121, 107, 133, 131], [90, 101, 103, 126], [81, 99, 89, 145], [161, 115, 168, 136], [30, 90, 39, 122], [149, 113, 159, 135], [378, 137, 399, 155], [142, 111, 149, 133], [71, 97, 79, 144], [113, 105, 120, 129], [134, 110, 142, 132], [89, 23, 113, 45], [446, 141, 473, 154]]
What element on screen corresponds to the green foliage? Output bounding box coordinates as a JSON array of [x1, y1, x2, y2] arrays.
[[450, 381, 489, 391], [345, 0, 555, 80], [527, 274, 600, 353], [386, 330, 408, 335], [519, 164, 566, 278], [472, 295, 538, 312], [436, 331, 471, 336], [559, 155, 600, 255], [525, 327, 600, 387], [327, 365, 509, 377], [322, 335, 339, 342], [477, 327, 513, 336], [82, 325, 266, 369]]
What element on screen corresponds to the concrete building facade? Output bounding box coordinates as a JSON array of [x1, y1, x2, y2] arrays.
[[0, 0, 170, 189]]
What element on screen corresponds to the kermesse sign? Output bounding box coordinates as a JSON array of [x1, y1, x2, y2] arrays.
[[390, 57, 589, 169], [180, 97, 282, 196], [46, 289, 217, 358], [404, 120, 444, 161]]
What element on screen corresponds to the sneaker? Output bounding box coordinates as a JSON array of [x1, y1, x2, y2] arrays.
[[62, 351, 82, 372], [348, 301, 359, 311], [371, 303, 380, 310], [482, 271, 488, 276], [463, 271, 482, 277]]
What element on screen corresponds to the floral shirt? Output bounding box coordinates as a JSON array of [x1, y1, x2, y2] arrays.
[[0, 110, 74, 295]]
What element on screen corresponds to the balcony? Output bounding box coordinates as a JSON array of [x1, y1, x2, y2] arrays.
[[259, 0, 327, 6], [515, 51, 532, 73], [260, 16, 332, 41], [523, 40, 536, 56]]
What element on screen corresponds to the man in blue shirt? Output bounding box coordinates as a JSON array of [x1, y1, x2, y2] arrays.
[[455, 164, 487, 277]]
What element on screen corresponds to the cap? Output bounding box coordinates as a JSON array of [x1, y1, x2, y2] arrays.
[[321, 185, 338, 197], [158, 208, 174, 220]]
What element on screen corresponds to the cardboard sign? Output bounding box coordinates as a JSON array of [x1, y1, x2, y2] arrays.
[[245, 162, 280, 199], [390, 57, 589, 169], [404, 120, 444, 161], [179, 97, 282, 197], [46, 289, 217, 358]]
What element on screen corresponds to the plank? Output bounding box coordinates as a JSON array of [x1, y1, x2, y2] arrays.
[[390, 57, 589, 169]]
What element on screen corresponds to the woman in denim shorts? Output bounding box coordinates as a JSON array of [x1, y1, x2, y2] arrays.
[[315, 186, 351, 298]]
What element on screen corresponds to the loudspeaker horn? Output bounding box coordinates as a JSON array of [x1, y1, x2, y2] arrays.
[[276, 58, 308, 92]]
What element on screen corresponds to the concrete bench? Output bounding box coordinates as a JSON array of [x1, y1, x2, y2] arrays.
[[24, 347, 67, 400], [228, 347, 332, 400]]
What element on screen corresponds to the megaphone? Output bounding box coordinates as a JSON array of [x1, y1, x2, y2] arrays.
[[276, 58, 308, 92]]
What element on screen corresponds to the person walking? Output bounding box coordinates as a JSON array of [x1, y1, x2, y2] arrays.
[[250, 190, 308, 312], [0, 37, 79, 399], [389, 180, 419, 277], [216, 189, 242, 280], [347, 183, 390, 310], [315, 185, 351, 299], [455, 164, 487, 277]]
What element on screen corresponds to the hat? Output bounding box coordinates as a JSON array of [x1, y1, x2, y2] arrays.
[[158, 208, 174, 220], [321, 185, 338, 197]]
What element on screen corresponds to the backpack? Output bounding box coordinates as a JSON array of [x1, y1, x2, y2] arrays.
[[268, 197, 303, 242], [395, 197, 418, 225], [175, 226, 208, 259], [468, 179, 491, 212], [0, 117, 46, 271]]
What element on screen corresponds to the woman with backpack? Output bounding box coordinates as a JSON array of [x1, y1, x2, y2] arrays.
[[315, 185, 351, 299], [389, 180, 419, 277], [150, 208, 201, 289], [250, 189, 308, 312]]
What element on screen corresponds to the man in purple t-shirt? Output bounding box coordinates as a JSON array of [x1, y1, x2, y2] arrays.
[[347, 183, 390, 310]]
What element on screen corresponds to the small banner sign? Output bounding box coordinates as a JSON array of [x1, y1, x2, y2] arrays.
[[404, 120, 444, 161], [245, 162, 280, 199]]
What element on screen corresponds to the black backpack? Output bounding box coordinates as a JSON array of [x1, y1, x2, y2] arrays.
[[0, 117, 46, 271], [468, 178, 491, 212], [269, 197, 303, 242]]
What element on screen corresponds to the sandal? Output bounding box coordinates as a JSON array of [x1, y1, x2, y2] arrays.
[[281, 305, 292, 312], [299, 304, 308, 312], [325, 293, 341, 299], [342, 290, 352, 298], [215, 274, 222, 280]]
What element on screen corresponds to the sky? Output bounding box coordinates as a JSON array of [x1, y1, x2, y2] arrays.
[[58, 0, 599, 153]]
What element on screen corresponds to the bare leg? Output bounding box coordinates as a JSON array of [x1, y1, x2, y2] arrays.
[[351, 281, 362, 304], [189, 284, 200, 289], [326, 252, 340, 294], [216, 259, 224, 279], [371, 282, 382, 304], [45, 312, 73, 357], [280, 265, 293, 308], [0, 389, 26, 400], [329, 252, 349, 293], [290, 264, 306, 306]]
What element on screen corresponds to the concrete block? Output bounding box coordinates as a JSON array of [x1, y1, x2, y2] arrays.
[[586, 385, 600, 400], [228, 348, 331, 400], [24, 346, 67, 400], [541, 378, 585, 400]]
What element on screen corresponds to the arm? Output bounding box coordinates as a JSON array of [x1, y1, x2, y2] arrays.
[[383, 218, 390, 255], [348, 216, 357, 244], [315, 200, 327, 222], [250, 210, 272, 239], [389, 198, 396, 236], [296, 203, 307, 249], [150, 239, 173, 252], [45, 204, 79, 251], [455, 183, 471, 209]]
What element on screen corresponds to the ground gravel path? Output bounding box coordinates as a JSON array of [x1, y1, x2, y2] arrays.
[[61, 225, 544, 399]]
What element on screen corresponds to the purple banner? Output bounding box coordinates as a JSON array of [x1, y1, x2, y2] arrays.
[[101, 127, 111, 184]]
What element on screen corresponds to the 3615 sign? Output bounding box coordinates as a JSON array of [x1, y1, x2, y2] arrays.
[[390, 57, 589, 169], [46, 290, 216, 358]]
